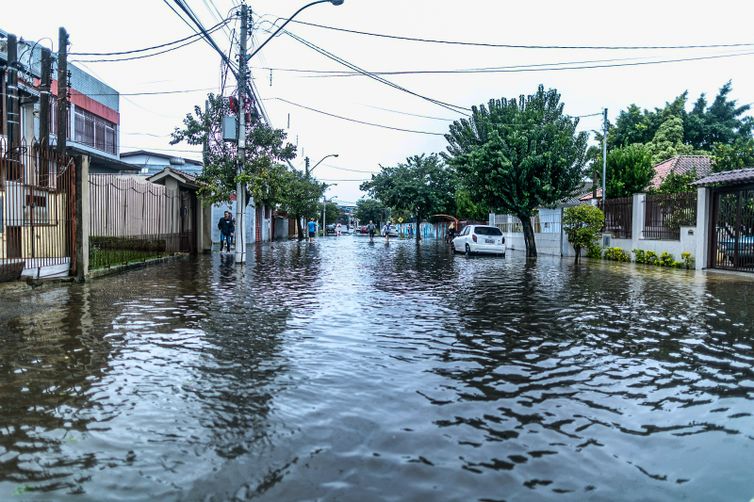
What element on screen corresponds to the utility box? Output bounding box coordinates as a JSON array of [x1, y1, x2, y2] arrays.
[[222, 116, 237, 142]]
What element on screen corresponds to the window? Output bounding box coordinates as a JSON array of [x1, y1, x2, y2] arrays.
[[473, 226, 503, 236], [73, 107, 117, 155]]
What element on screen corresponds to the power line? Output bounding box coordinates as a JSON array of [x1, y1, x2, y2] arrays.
[[71, 22, 228, 63], [284, 18, 754, 51], [251, 50, 754, 78], [322, 164, 380, 174], [69, 19, 228, 56], [268, 97, 446, 135], [284, 30, 470, 116]]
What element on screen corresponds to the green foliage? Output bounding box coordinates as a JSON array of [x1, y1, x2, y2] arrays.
[[681, 252, 695, 269], [711, 138, 754, 172], [443, 85, 589, 257], [633, 249, 694, 269], [594, 143, 654, 198], [171, 93, 297, 206], [361, 153, 455, 240], [603, 247, 631, 262], [279, 170, 326, 221], [586, 245, 603, 259], [563, 205, 604, 263], [455, 188, 488, 221], [608, 82, 753, 152], [319, 201, 340, 226], [656, 170, 697, 193], [645, 115, 694, 164], [355, 198, 386, 225]]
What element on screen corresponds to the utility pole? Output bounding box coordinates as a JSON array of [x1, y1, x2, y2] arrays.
[[234, 4, 249, 264], [5, 34, 19, 156], [305, 156, 310, 177], [322, 195, 326, 238], [56, 27, 69, 155], [602, 107, 608, 204], [39, 48, 52, 148]]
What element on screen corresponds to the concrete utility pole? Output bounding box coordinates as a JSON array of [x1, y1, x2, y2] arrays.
[[322, 195, 326, 237], [5, 34, 19, 154], [602, 108, 608, 204], [235, 4, 249, 264], [56, 27, 69, 155], [39, 48, 52, 149]]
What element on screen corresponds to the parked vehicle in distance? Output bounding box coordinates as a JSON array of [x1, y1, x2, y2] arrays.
[[325, 223, 337, 235], [452, 225, 506, 257]]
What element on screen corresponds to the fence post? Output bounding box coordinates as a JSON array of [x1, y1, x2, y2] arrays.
[[76, 155, 90, 282], [632, 193, 645, 250], [695, 187, 711, 270]]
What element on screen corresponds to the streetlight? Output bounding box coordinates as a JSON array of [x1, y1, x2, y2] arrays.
[[246, 0, 345, 63], [306, 153, 339, 177]]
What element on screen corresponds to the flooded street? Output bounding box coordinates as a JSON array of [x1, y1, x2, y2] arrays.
[[1, 237, 753, 501]]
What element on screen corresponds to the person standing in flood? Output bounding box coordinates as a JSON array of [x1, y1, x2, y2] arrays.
[[218, 211, 235, 252], [307, 218, 317, 242]]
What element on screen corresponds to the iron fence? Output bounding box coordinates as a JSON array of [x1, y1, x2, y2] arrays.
[[643, 191, 697, 240], [1, 137, 76, 282], [599, 197, 633, 239], [88, 175, 189, 270], [712, 186, 754, 272]]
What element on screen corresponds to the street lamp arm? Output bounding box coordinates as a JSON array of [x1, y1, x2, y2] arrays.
[[309, 153, 339, 175], [247, 0, 341, 62]]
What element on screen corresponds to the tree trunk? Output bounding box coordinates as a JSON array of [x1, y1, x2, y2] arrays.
[[574, 246, 581, 264], [415, 214, 422, 243], [520, 216, 538, 257], [295, 214, 304, 240]]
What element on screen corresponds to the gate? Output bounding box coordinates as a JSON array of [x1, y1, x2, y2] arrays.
[[1, 139, 76, 281], [711, 185, 754, 272]]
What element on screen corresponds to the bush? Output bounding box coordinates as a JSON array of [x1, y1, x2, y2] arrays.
[[563, 204, 605, 264], [586, 244, 603, 259], [603, 247, 631, 262], [633, 249, 695, 269]]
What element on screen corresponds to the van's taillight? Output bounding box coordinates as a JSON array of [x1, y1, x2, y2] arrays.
[[472, 234, 477, 242]]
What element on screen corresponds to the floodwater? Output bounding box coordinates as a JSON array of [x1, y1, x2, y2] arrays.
[[0, 237, 753, 501]]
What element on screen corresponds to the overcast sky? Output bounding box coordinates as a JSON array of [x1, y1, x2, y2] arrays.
[[5, 1, 754, 204]]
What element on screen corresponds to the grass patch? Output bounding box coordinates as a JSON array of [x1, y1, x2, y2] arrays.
[[89, 248, 169, 270]]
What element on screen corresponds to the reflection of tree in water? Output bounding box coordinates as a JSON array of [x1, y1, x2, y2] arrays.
[[194, 244, 322, 460], [0, 286, 111, 494]]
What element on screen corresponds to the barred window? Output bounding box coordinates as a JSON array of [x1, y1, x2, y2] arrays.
[[73, 107, 117, 155]]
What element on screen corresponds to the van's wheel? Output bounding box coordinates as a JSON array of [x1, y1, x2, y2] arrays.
[[465, 244, 471, 256]]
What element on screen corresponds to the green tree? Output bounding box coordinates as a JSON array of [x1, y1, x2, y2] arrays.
[[656, 170, 697, 193], [593, 143, 654, 198], [685, 81, 753, 150], [455, 188, 488, 221], [361, 153, 455, 241], [645, 115, 693, 164], [319, 201, 340, 228], [355, 198, 386, 226], [563, 205, 605, 264], [171, 93, 297, 205], [443, 85, 589, 257], [279, 170, 326, 239], [711, 138, 754, 172]]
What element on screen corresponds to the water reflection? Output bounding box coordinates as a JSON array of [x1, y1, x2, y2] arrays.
[[0, 239, 752, 500]]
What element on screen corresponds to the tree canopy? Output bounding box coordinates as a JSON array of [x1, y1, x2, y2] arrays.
[[360, 153, 455, 241], [563, 205, 604, 264], [171, 93, 296, 206], [593, 143, 654, 198], [354, 198, 387, 226], [443, 85, 589, 257]]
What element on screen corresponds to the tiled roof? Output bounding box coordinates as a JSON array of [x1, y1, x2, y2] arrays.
[[650, 155, 712, 189], [578, 187, 602, 202], [693, 167, 754, 186]]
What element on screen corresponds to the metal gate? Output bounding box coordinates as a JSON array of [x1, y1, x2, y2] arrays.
[[711, 185, 754, 272], [1, 139, 76, 281]]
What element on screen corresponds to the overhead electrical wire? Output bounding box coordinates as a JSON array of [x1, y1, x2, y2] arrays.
[[284, 30, 470, 116], [268, 97, 446, 135], [248, 49, 754, 78], [69, 19, 229, 57], [280, 17, 754, 51]]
